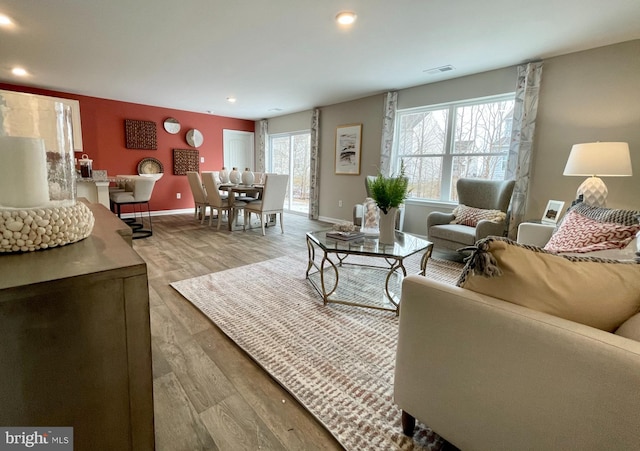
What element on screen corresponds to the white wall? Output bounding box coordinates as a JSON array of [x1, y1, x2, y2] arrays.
[[265, 39, 640, 234]]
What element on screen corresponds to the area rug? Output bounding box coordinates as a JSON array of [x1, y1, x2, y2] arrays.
[[170, 252, 464, 450]]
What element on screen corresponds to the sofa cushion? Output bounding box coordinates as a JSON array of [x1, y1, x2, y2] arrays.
[[451, 204, 506, 227], [428, 224, 477, 246], [457, 237, 640, 332], [544, 208, 640, 253], [615, 312, 640, 342]]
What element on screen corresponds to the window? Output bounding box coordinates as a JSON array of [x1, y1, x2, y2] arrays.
[[393, 94, 515, 202], [268, 131, 311, 214]]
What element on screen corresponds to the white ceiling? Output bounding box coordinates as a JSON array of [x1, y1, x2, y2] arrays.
[[1, 0, 639, 121]]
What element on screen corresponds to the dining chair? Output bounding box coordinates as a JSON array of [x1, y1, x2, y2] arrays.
[[186, 171, 210, 223], [109, 176, 157, 239], [243, 174, 289, 235], [201, 171, 246, 230]]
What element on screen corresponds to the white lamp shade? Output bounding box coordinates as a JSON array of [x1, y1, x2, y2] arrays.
[[563, 142, 632, 177]]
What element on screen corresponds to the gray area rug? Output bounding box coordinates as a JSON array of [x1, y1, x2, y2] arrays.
[[171, 252, 463, 450]]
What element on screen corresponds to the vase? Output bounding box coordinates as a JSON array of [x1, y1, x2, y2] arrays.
[[229, 167, 241, 185], [219, 167, 229, 184], [378, 207, 398, 244], [242, 168, 255, 186]]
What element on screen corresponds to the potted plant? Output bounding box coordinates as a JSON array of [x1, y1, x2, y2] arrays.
[[367, 163, 409, 243]]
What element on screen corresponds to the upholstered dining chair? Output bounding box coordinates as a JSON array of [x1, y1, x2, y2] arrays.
[[201, 171, 246, 230], [187, 171, 210, 223], [427, 178, 516, 253], [109, 175, 157, 239], [243, 174, 289, 235]]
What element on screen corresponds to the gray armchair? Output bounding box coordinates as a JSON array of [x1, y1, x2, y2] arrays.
[[427, 178, 515, 252]]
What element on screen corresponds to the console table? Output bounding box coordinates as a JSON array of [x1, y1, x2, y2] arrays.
[[0, 201, 154, 450]]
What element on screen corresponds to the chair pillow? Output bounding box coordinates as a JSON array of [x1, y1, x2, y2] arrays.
[[544, 209, 640, 253], [451, 204, 506, 227], [457, 237, 640, 332]]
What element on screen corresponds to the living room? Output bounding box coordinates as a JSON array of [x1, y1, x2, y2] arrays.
[[1, 2, 639, 450]]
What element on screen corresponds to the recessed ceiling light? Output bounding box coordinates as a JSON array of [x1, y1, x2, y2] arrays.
[[268, 108, 283, 112], [226, 97, 237, 103], [0, 14, 13, 26], [11, 67, 28, 77], [336, 11, 357, 25]]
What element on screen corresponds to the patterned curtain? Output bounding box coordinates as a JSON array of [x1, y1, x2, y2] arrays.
[[379, 91, 398, 176], [505, 61, 543, 238], [308, 108, 321, 219], [256, 119, 268, 172]]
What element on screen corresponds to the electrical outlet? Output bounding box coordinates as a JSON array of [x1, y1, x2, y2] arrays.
[[200, 157, 205, 163], [176, 193, 181, 199], [338, 200, 343, 207]]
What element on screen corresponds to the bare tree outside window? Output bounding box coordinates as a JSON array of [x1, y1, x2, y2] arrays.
[[394, 95, 514, 202]]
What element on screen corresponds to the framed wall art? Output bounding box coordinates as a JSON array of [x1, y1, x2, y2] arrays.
[[541, 200, 565, 224], [335, 123, 362, 175], [173, 149, 199, 175], [125, 119, 157, 149]]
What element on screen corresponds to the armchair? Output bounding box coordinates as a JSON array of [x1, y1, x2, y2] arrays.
[[427, 178, 515, 252]]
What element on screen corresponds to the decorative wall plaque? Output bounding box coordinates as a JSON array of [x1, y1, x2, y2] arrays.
[[125, 119, 157, 149], [173, 149, 199, 175]]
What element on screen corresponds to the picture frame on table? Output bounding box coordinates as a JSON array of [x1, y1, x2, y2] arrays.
[[541, 200, 565, 224], [335, 124, 362, 175]]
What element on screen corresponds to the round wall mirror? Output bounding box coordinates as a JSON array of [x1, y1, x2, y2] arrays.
[[186, 129, 204, 148], [163, 117, 181, 134]]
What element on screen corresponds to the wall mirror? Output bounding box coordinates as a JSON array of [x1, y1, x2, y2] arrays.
[[163, 117, 181, 134]]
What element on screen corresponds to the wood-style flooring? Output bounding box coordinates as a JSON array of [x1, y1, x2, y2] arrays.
[[132, 212, 344, 450]]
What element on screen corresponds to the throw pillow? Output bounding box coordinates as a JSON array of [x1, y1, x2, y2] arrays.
[[451, 205, 506, 227], [615, 312, 640, 342], [457, 237, 640, 332], [544, 209, 640, 253]]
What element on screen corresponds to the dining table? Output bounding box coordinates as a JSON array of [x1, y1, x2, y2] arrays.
[[217, 184, 265, 230]]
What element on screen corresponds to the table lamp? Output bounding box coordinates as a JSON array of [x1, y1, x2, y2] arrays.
[[563, 142, 632, 207]]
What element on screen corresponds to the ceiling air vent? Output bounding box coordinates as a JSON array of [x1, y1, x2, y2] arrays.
[[424, 65, 455, 75]]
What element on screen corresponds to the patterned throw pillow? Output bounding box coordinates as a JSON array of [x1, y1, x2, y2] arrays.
[[451, 205, 506, 227], [545, 209, 640, 253]]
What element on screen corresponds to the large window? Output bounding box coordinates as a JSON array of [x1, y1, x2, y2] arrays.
[[268, 131, 311, 214], [393, 94, 515, 202]]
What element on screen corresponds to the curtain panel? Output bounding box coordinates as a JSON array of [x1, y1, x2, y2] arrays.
[[379, 91, 398, 176], [256, 119, 268, 172], [309, 108, 321, 219], [505, 61, 543, 238]]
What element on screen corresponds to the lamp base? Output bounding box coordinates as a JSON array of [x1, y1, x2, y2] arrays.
[[576, 176, 607, 207]]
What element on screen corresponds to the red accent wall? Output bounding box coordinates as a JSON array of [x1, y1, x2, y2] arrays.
[[0, 83, 255, 212]]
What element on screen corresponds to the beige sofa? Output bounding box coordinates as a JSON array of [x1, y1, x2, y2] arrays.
[[394, 273, 640, 450]]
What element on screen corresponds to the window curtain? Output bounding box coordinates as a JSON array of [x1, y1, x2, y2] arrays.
[[379, 91, 398, 176], [505, 61, 543, 239], [308, 108, 320, 219], [256, 119, 268, 172]]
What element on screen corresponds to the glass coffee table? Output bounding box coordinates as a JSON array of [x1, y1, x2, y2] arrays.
[[306, 230, 433, 315]]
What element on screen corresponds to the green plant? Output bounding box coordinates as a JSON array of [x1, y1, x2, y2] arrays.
[[367, 163, 408, 215]]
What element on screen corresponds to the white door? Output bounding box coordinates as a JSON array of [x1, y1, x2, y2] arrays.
[[223, 130, 254, 171]]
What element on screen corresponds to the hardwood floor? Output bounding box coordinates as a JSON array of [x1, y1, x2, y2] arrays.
[[132, 212, 344, 451]]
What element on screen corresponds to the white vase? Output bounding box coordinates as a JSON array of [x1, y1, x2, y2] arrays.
[[242, 168, 255, 186], [378, 207, 398, 244], [219, 167, 229, 184], [229, 167, 241, 185]]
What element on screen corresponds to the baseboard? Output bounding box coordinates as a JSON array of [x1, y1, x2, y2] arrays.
[[119, 208, 193, 219]]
